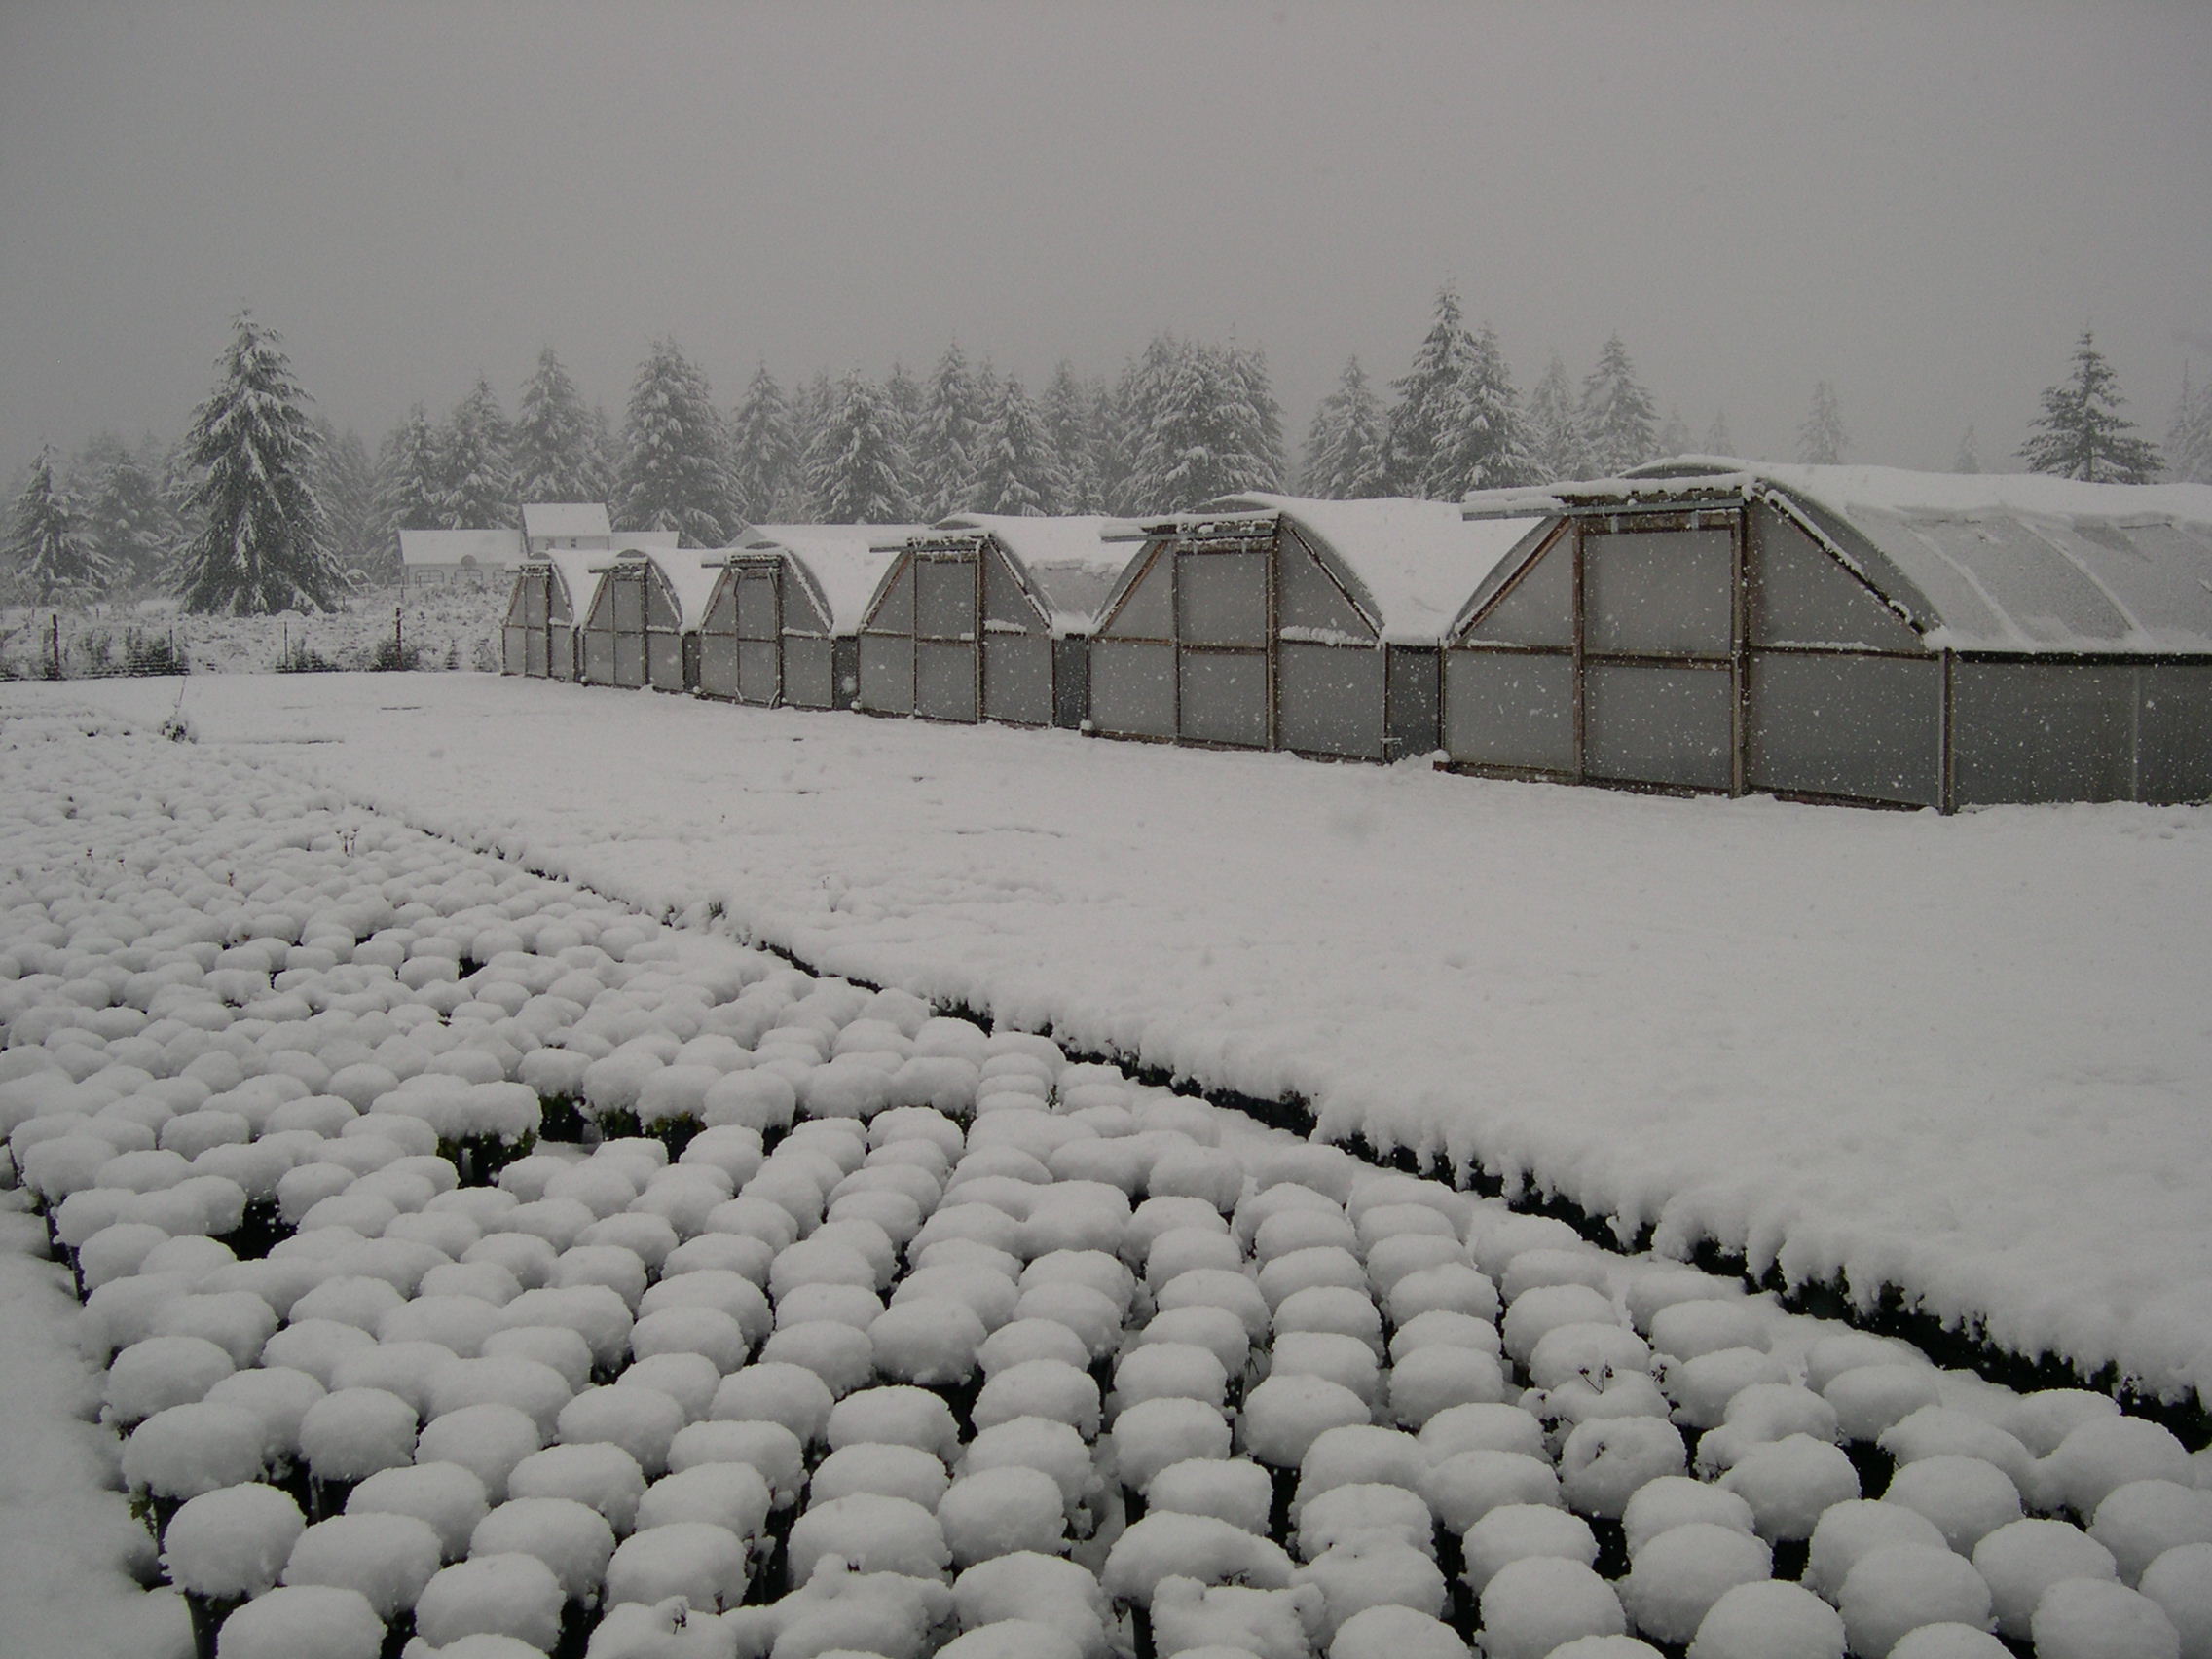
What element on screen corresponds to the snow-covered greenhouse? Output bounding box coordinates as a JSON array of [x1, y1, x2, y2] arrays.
[[574, 535, 709, 693], [500, 544, 601, 681], [694, 525, 916, 709], [1448, 461, 2212, 808], [854, 514, 1124, 727], [1086, 493, 1544, 760]]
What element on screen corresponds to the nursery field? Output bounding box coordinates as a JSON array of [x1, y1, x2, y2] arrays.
[[16, 671, 2212, 1408], [6, 708, 2212, 1659]]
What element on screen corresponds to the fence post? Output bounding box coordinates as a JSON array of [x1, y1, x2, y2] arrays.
[[394, 606, 404, 668], [50, 613, 61, 680]]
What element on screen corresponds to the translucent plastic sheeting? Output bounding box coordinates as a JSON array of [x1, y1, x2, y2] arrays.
[[1177, 551, 1269, 647], [502, 629, 529, 675], [1585, 528, 1733, 657], [697, 636, 741, 699], [858, 635, 914, 715], [1278, 535, 1375, 641], [916, 640, 978, 721], [983, 636, 1052, 726], [1444, 651, 1575, 772], [1278, 643, 1382, 758], [612, 634, 643, 687], [1103, 550, 1172, 640], [613, 580, 644, 632], [984, 549, 1040, 631], [583, 631, 614, 683], [1747, 652, 1940, 806], [646, 634, 682, 691], [738, 642, 780, 704], [1584, 660, 1732, 789], [916, 558, 977, 640], [736, 573, 779, 641], [871, 563, 915, 633], [1464, 535, 1573, 649], [784, 639, 835, 710], [1178, 650, 1268, 747], [1953, 662, 2136, 804], [1088, 640, 1175, 736], [549, 625, 574, 682], [1752, 508, 1920, 651]]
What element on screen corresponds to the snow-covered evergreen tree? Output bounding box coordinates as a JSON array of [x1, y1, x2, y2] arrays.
[[614, 337, 737, 544], [1301, 357, 1390, 498], [1042, 361, 1101, 512], [728, 364, 800, 526], [8, 446, 108, 602], [375, 404, 445, 556], [1579, 334, 1659, 476], [172, 313, 342, 614], [77, 437, 169, 588], [1382, 288, 1482, 498], [1704, 410, 1735, 457], [1954, 426, 1980, 474], [513, 348, 606, 505], [2020, 330, 2161, 484], [1797, 381, 1848, 464], [1657, 407, 1692, 459], [886, 363, 922, 446], [1526, 352, 1590, 483], [805, 373, 916, 523], [1112, 333, 1186, 514], [314, 423, 382, 582], [438, 377, 516, 528], [2164, 367, 2212, 485], [971, 374, 1065, 516], [1428, 323, 1530, 496], [913, 345, 987, 518], [1132, 339, 1284, 512]]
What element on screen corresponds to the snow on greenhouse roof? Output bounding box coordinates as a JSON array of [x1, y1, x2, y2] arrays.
[[938, 514, 1130, 631], [523, 547, 603, 614], [1210, 493, 1552, 644], [728, 525, 926, 634], [587, 543, 719, 629], [398, 529, 523, 569], [520, 503, 612, 541], [1461, 459, 2212, 656]]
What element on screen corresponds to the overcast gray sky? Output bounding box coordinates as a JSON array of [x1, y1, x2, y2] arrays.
[[4, 0, 2208, 479]]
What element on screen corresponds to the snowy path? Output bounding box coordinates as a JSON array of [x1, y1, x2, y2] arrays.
[[11, 673, 2212, 1407]]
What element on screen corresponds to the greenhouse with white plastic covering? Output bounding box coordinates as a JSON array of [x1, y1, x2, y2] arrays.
[[500, 547, 601, 681], [1449, 460, 2212, 808], [575, 535, 709, 694], [695, 525, 918, 710], [856, 515, 1124, 728], [1087, 493, 1546, 761]]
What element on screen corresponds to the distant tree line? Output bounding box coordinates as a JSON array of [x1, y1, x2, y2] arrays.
[[7, 308, 2198, 617]]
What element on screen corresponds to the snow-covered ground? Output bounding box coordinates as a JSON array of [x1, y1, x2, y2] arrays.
[[4, 704, 2209, 1658], [14, 671, 2208, 1410]]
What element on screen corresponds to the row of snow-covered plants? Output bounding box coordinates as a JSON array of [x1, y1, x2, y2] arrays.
[[4, 715, 2212, 1659]]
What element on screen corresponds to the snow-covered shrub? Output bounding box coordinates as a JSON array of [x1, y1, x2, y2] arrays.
[[1971, 1516, 2118, 1640], [282, 1511, 444, 1621], [1462, 1502, 1599, 1595], [1620, 1522, 1771, 1646], [165, 1482, 305, 1600], [605, 1522, 750, 1612], [412, 1552, 567, 1651], [786, 1493, 950, 1583], [1881, 1453, 2021, 1552], [2093, 1480, 2212, 1586], [1684, 1580, 1846, 1659], [2029, 1578, 2182, 1659], [1474, 1557, 1628, 1659], [1837, 1544, 1996, 1659], [215, 1584, 386, 1659]]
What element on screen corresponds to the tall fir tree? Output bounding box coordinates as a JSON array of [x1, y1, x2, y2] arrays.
[[1578, 334, 1659, 475], [913, 345, 987, 518], [2163, 366, 2212, 485], [314, 422, 383, 580], [886, 363, 923, 447], [1657, 407, 1692, 460], [375, 404, 446, 560], [513, 348, 606, 505], [971, 375, 1066, 517], [1704, 411, 1736, 457], [438, 376, 516, 527], [8, 445, 107, 602], [1428, 323, 1530, 496], [1041, 361, 1101, 512], [1113, 333, 1186, 514], [1525, 352, 1591, 483], [614, 337, 737, 544], [728, 364, 800, 526], [1301, 356, 1390, 498], [77, 436, 170, 588], [1134, 339, 1284, 512], [1797, 381, 1848, 464], [2019, 330, 2161, 484], [789, 372, 836, 516], [172, 313, 342, 614], [805, 373, 917, 524], [1382, 288, 1482, 498]]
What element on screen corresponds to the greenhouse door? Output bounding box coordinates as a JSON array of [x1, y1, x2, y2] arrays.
[[734, 567, 783, 705], [913, 552, 980, 722], [1578, 519, 1742, 793], [1175, 543, 1272, 749]]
